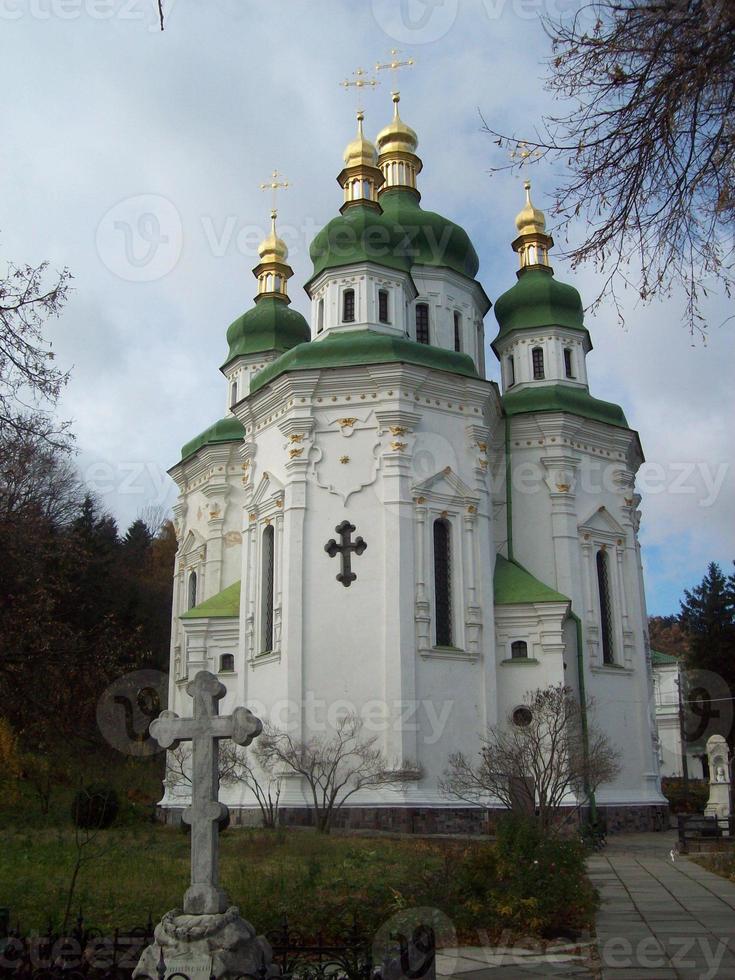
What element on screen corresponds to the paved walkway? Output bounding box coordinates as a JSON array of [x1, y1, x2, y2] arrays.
[[590, 836, 735, 979], [435, 832, 735, 978]]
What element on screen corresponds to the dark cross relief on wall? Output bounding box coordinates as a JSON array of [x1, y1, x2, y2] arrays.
[[325, 520, 367, 587]]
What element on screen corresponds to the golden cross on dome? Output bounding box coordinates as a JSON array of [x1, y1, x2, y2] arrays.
[[339, 66, 379, 113], [375, 48, 415, 80], [259, 169, 290, 214], [509, 141, 542, 167]]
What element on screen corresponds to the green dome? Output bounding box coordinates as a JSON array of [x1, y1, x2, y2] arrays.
[[493, 267, 587, 349], [181, 415, 244, 461], [309, 189, 479, 283], [380, 188, 479, 279], [309, 203, 412, 280], [251, 329, 479, 394], [223, 297, 310, 367]]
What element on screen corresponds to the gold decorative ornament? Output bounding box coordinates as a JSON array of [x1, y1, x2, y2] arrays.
[[556, 483, 570, 492], [249, 513, 257, 522], [476, 442, 487, 452], [389, 425, 408, 436], [288, 448, 304, 458], [415, 496, 426, 504], [276, 499, 284, 508], [264, 517, 272, 526], [338, 418, 357, 428], [440, 510, 449, 519], [467, 505, 477, 514], [339, 456, 350, 464], [390, 441, 407, 451], [289, 433, 304, 443]]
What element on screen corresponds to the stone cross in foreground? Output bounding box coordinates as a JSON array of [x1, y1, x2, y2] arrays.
[[150, 671, 262, 915]]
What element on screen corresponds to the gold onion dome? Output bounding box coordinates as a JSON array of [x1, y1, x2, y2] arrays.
[[515, 180, 546, 237], [344, 112, 379, 168], [376, 92, 418, 156], [258, 210, 288, 264]]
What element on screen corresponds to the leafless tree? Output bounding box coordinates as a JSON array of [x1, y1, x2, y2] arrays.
[[165, 740, 282, 828], [0, 431, 84, 524], [256, 714, 419, 833], [0, 257, 72, 445], [483, 0, 735, 332], [440, 684, 620, 834]]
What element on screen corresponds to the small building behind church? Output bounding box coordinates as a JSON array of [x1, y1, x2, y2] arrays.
[[160, 93, 667, 833]]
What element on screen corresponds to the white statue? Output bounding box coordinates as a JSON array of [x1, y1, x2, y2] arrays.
[[704, 735, 731, 822]]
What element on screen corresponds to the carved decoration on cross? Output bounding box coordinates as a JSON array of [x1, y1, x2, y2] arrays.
[[150, 671, 262, 915], [324, 520, 367, 588]]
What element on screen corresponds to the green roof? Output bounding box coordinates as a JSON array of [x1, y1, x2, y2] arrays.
[[223, 296, 310, 367], [503, 383, 629, 429], [492, 267, 589, 350], [180, 415, 244, 462], [181, 580, 240, 620], [494, 554, 569, 606], [308, 188, 479, 284], [250, 328, 480, 394], [651, 649, 679, 666]]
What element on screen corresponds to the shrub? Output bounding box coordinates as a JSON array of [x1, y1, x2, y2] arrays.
[[491, 816, 597, 937], [71, 784, 119, 829], [661, 777, 709, 814]]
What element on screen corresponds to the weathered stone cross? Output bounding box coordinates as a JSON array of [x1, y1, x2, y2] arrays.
[[325, 520, 367, 588], [150, 671, 262, 915]]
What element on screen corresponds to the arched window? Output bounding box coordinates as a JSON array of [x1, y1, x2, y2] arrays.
[[229, 380, 238, 408], [511, 640, 528, 659], [433, 519, 452, 646], [187, 571, 197, 611], [532, 347, 545, 379], [596, 549, 615, 664], [317, 298, 324, 334], [342, 289, 355, 323], [564, 348, 575, 378], [378, 289, 389, 323], [220, 653, 235, 673], [453, 311, 462, 352], [261, 525, 275, 652], [416, 303, 430, 344], [507, 354, 515, 388]]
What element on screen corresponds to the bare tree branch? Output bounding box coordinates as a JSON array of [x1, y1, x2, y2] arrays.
[[441, 684, 620, 834], [483, 0, 735, 332]]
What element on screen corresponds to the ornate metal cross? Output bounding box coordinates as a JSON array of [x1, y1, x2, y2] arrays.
[[150, 671, 262, 915], [325, 520, 367, 588]]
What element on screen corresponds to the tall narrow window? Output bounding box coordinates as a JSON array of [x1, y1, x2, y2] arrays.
[[317, 298, 324, 333], [532, 346, 545, 379], [433, 519, 452, 646], [342, 289, 355, 323], [596, 549, 615, 664], [261, 525, 275, 652], [564, 348, 575, 378], [453, 311, 462, 352], [188, 571, 197, 610], [416, 303, 430, 344], [511, 640, 528, 659], [220, 653, 235, 673], [229, 380, 238, 408], [378, 289, 389, 323], [507, 354, 515, 388]]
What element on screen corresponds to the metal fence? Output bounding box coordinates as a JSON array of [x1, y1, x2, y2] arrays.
[[0, 910, 435, 980]]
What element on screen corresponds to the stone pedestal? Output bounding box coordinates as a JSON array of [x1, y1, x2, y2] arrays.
[[134, 906, 278, 980], [704, 734, 731, 822]]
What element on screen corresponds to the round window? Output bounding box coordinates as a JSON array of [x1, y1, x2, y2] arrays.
[[512, 706, 533, 727]]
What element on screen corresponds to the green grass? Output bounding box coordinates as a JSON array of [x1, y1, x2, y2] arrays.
[[0, 758, 598, 945]]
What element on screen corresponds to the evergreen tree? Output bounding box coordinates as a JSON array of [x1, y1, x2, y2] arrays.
[[679, 561, 735, 748]]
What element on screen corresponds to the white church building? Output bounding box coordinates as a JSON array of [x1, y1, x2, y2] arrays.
[[161, 94, 667, 833]]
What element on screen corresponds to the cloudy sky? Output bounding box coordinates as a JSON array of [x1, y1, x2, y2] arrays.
[[2, 0, 733, 614]]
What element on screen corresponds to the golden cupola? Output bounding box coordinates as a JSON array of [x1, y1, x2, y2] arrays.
[[253, 210, 293, 303], [376, 92, 422, 194], [337, 112, 384, 211], [512, 180, 554, 271]]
